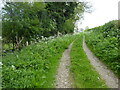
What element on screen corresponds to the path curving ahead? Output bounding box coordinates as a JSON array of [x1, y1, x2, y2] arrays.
[[83, 37, 119, 88], [55, 43, 73, 88]]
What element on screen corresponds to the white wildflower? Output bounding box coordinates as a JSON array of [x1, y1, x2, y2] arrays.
[[12, 65, 16, 70], [0, 62, 3, 68], [45, 41, 47, 44], [0, 62, 3, 66]]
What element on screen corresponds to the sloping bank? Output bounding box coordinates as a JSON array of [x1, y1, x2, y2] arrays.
[[70, 34, 107, 88], [84, 20, 120, 78], [2, 34, 76, 88]]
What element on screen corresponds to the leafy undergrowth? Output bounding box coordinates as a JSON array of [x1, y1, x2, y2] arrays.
[[85, 20, 120, 78], [2, 34, 76, 88], [70, 34, 107, 88]]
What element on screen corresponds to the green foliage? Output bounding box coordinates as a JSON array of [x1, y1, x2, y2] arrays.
[[2, 2, 91, 50], [2, 34, 76, 88], [2, 2, 45, 49], [63, 18, 75, 34], [70, 33, 107, 88], [45, 2, 77, 32], [85, 20, 120, 77]]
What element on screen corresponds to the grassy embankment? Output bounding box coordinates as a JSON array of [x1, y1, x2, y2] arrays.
[[2, 34, 76, 88], [84, 20, 120, 78], [70, 34, 107, 88]]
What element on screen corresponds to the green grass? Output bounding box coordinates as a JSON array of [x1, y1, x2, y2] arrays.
[[70, 33, 107, 88], [2, 34, 77, 88], [84, 20, 120, 78]]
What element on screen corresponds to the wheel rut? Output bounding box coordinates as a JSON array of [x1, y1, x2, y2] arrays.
[[83, 36, 119, 88], [55, 43, 73, 88]]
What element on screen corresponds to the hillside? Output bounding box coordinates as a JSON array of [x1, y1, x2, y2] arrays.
[[1, 2, 119, 88]]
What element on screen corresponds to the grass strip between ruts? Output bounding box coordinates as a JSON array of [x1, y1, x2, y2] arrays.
[[70, 33, 107, 88]]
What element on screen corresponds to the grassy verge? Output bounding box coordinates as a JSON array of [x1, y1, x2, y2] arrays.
[[2, 34, 76, 88], [85, 33, 120, 78], [84, 20, 119, 78], [70, 33, 107, 88]]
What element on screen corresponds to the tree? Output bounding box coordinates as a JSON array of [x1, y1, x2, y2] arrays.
[[45, 2, 91, 34], [2, 1, 92, 50], [2, 2, 45, 49]]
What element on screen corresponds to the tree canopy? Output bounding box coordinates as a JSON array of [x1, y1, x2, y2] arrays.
[[2, 1, 91, 50]]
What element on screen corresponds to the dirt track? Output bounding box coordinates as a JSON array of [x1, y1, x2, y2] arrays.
[[55, 43, 73, 88], [83, 36, 119, 88]]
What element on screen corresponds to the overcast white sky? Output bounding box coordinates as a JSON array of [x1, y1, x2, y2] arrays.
[[77, 0, 119, 30]]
